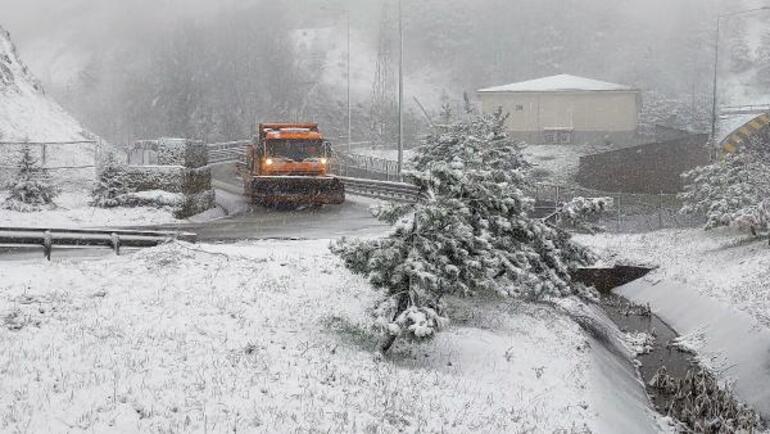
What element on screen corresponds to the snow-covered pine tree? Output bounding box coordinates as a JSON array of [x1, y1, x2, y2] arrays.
[[2, 144, 59, 212], [332, 109, 596, 353], [680, 134, 770, 236], [555, 196, 614, 234], [91, 154, 127, 208]]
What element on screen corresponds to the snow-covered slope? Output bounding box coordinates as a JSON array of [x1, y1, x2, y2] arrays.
[[579, 228, 770, 418], [0, 240, 663, 432], [0, 25, 99, 187], [0, 26, 92, 143]]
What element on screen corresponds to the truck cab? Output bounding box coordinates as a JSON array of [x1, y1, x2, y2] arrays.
[[243, 123, 344, 206], [254, 124, 331, 177]]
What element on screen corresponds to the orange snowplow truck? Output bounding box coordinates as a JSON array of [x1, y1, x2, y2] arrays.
[[242, 123, 345, 206]]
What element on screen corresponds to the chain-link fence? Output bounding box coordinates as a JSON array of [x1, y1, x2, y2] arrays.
[[0, 141, 101, 189], [529, 183, 704, 233], [331, 151, 407, 182]]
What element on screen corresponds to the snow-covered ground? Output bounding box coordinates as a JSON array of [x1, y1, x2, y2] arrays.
[[579, 228, 770, 328], [0, 190, 226, 228], [523, 143, 625, 185], [577, 228, 770, 418], [0, 240, 662, 432]]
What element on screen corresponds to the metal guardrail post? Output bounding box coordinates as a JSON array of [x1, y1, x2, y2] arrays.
[[43, 231, 52, 261], [111, 233, 121, 256]]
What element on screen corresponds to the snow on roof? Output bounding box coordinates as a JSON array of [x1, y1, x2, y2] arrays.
[[478, 74, 636, 93]]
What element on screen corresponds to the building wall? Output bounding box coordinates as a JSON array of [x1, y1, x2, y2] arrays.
[[479, 91, 640, 144]]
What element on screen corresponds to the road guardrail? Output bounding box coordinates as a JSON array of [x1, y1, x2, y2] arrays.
[[338, 177, 421, 203], [0, 227, 197, 260]]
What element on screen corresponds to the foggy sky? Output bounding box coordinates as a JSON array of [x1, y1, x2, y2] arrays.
[[3, 0, 770, 143]]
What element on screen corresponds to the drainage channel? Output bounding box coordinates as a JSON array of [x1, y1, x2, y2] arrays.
[[574, 266, 763, 432]]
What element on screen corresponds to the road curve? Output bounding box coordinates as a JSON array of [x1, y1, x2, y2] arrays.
[[160, 195, 390, 242]]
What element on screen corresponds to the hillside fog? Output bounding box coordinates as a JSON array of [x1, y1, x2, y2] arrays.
[[2, 0, 754, 146]]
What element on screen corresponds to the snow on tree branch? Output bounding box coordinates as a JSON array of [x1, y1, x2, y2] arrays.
[[332, 110, 596, 353], [554, 196, 614, 234], [2, 144, 59, 212], [680, 136, 770, 236]]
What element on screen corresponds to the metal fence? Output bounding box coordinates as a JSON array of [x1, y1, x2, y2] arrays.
[[0, 141, 101, 187], [0, 140, 100, 168], [331, 151, 406, 182], [207, 140, 249, 165], [529, 183, 703, 233]]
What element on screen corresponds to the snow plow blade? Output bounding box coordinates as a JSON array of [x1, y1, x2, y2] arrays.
[[249, 176, 345, 206]]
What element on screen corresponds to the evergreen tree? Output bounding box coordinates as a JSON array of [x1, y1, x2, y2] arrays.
[[91, 154, 127, 208], [332, 110, 595, 353], [2, 145, 59, 212], [554, 197, 614, 234], [681, 133, 770, 236]]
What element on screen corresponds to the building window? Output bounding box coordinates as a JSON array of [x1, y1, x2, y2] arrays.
[[514, 104, 525, 111], [543, 129, 573, 145]]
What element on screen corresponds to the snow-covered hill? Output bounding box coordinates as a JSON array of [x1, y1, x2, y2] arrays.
[[0, 25, 99, 187], [0, 26, 93, 143]]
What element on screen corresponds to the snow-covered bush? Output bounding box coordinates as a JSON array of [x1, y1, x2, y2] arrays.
[[2, 145, 59, 212], [556, 197, 614, 233], [680, 144, 770, 236], [91, 158, 128, 208], [332, 110, 596, 353], [113, 190, 185, 209]]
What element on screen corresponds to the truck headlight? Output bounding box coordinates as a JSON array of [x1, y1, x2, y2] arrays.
[[265, 158, 274, 166], [320, 158, 328, 165]]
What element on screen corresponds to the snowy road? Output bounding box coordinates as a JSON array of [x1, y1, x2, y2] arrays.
[[0, 186, 389, 261], [160, 165, 391, 242], [157, 195, 390, 242]]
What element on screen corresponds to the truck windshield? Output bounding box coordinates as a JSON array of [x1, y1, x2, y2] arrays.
[[266, 140, 324, 161]]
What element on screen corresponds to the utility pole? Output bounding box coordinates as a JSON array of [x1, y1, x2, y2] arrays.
[[346, 8, 352, 153], [710, 15, 721, 145], [397, 0, 404, 176]]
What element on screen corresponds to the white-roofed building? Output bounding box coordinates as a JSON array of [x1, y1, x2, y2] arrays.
[[477, 74, 641, 146]]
